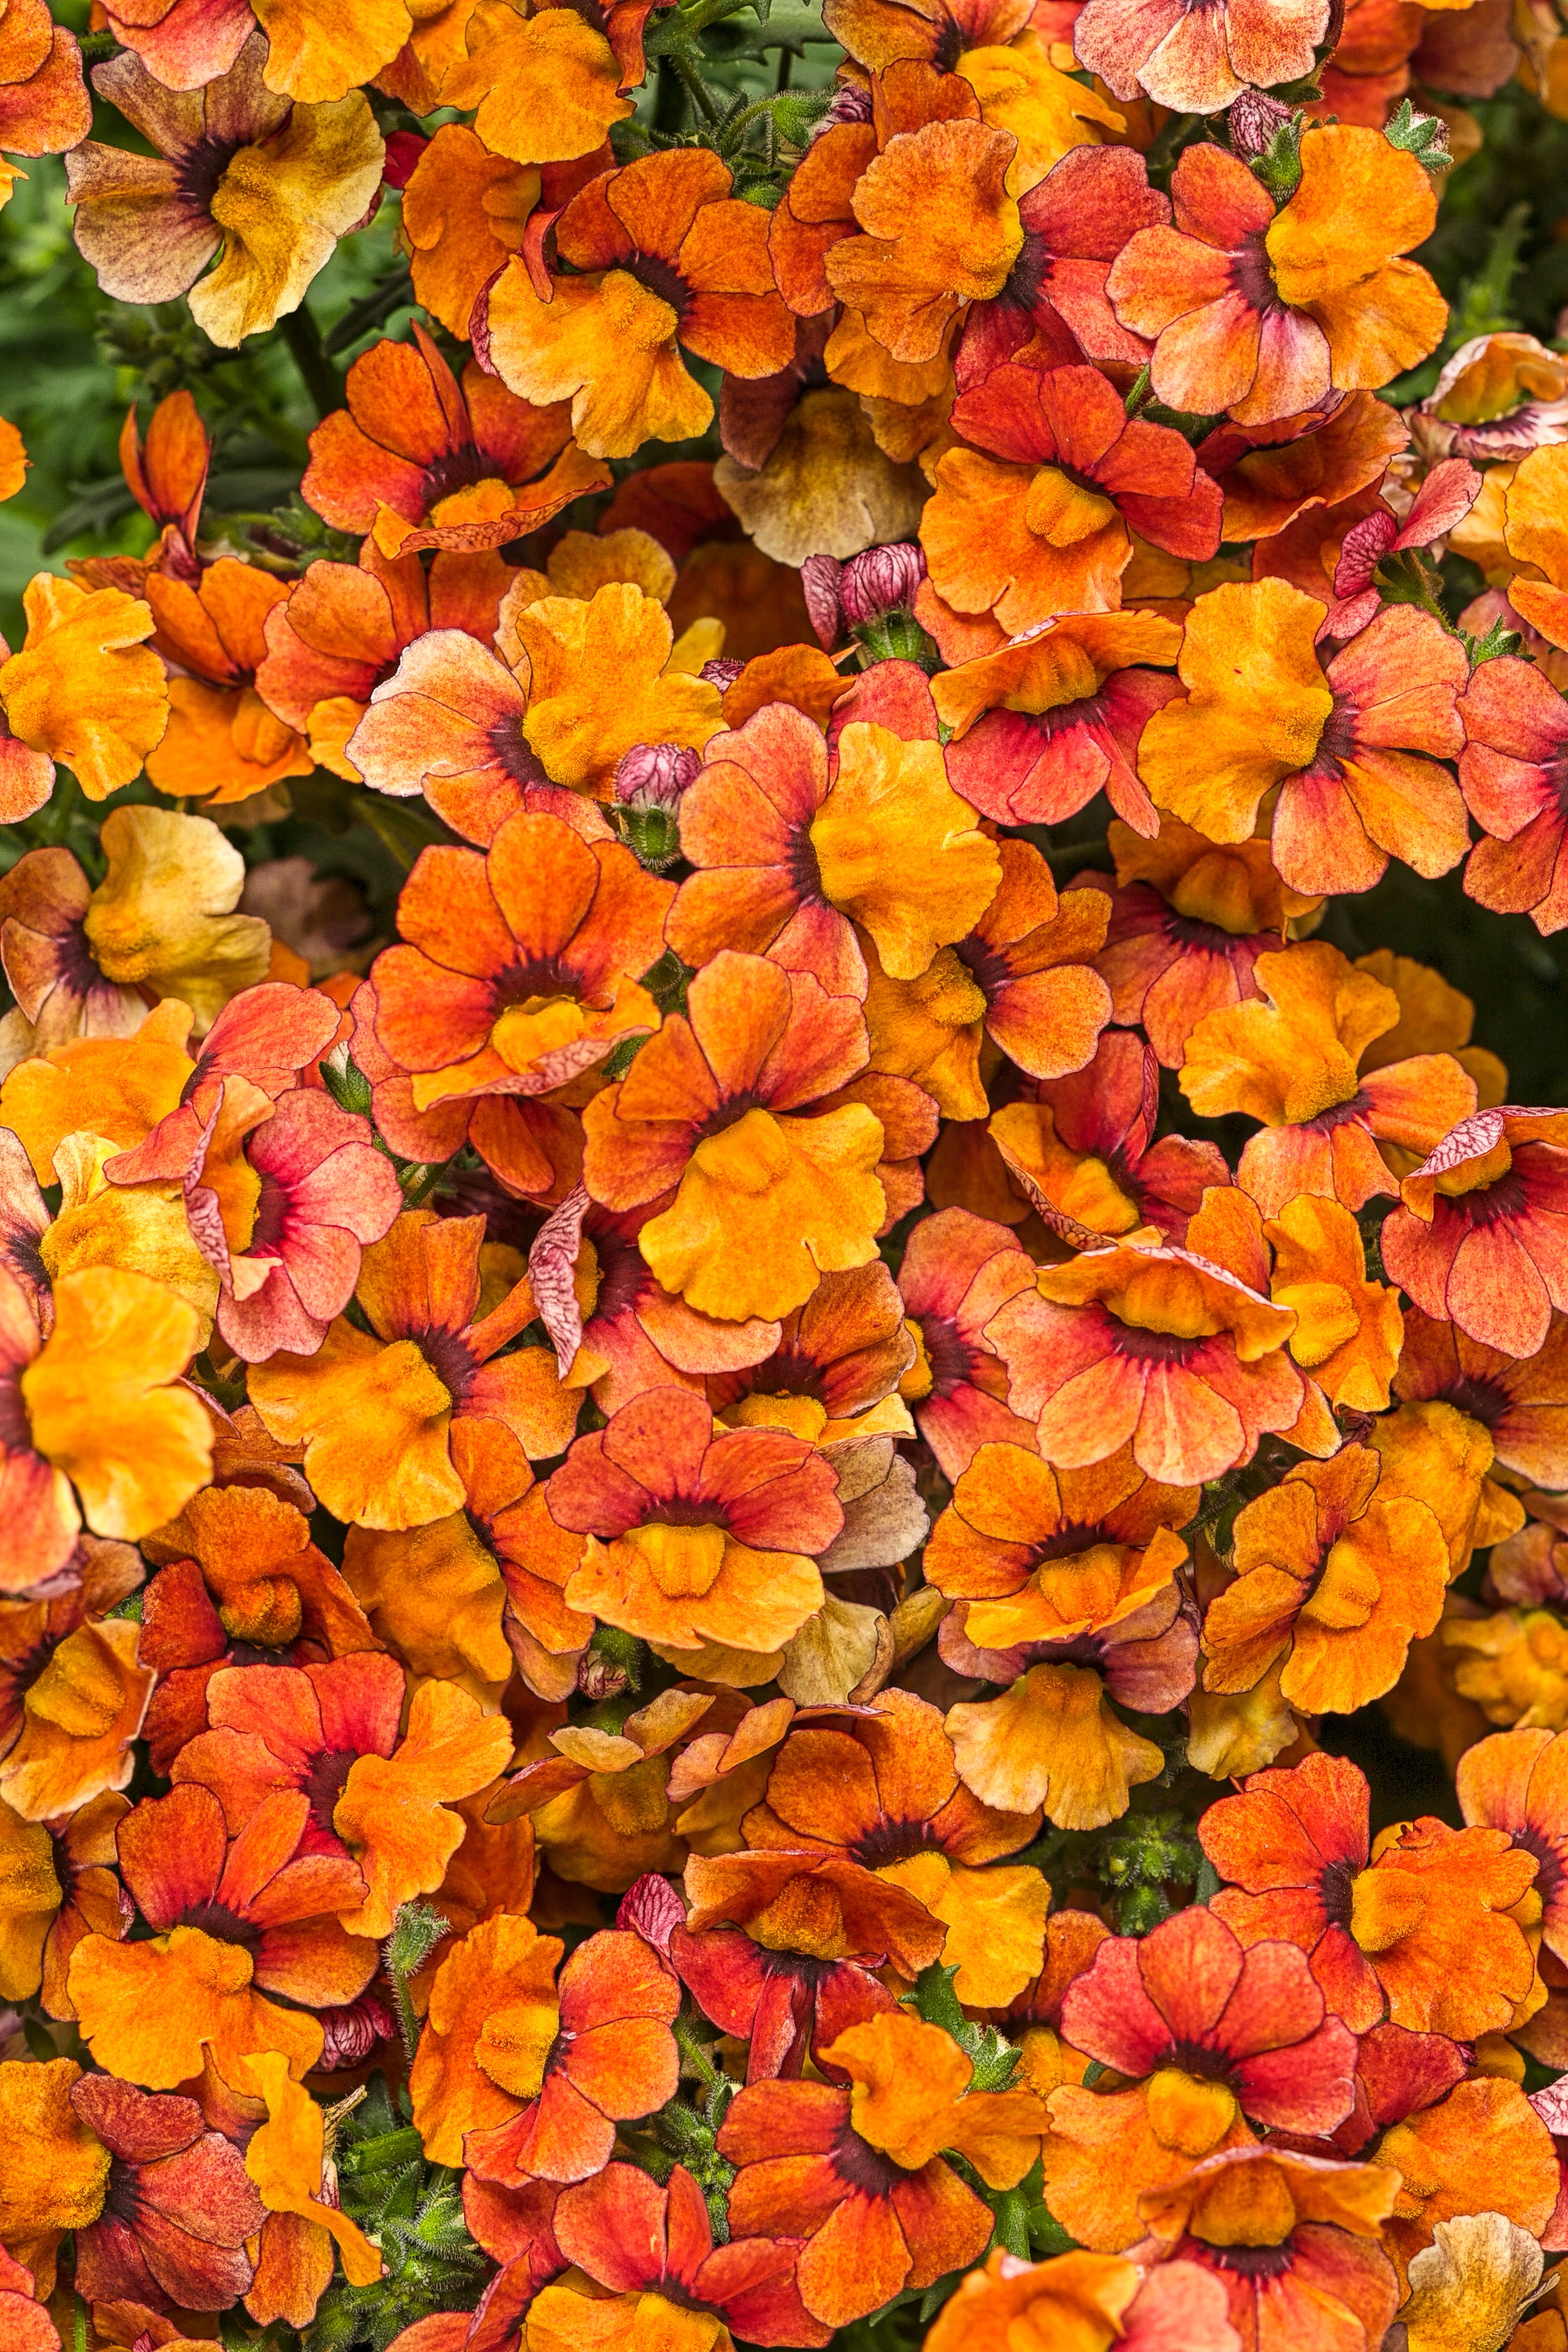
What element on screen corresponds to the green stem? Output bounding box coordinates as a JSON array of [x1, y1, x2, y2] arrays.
[[383, 1942, 422, 2065], [278, 305, 342, 421], [671, 48, 720, 123], [1123, 363, 1152, 417], [673, 2011, 723, 2093], [73, 2293, 87, 2352]]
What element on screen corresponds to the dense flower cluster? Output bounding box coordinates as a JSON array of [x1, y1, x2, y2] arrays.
[[1, 0, 1568, 2346]]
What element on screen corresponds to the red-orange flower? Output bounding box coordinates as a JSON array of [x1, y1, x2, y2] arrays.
[[895, 1205, 1038, 1478], [1380, 1106, 1568, 1360]]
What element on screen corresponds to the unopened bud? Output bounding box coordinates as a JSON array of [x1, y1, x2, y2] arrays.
[[699, 656, 745, 690], [839, 541, 926, 629], [814, 81, 874, 134], [317, 1992, 396, 2068], [1230, 89, 1294, 160], [613, 740, 700, 813], [577, 1650, 630, 1704]]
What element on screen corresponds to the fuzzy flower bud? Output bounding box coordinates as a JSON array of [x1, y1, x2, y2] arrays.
[[839, 541, 927, 628], [613, 741, 701, 812]]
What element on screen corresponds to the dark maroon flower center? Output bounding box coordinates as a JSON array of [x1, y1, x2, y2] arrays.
[[1319, 1857, 1356, 1928], [1306, 692, 1362, 776], [1434, 1168, 1531, 1230], [1229, 229, 1281, 319], [490, 714, 551, 787], [1189, 2233, 1296, 2279], [951, 933, 1008, 1006], [624, 250, 692, 319], [1112, 1323, 1202, 1364], [411, 1323, 480, 1402], [178, 1897, 265, 1956], [420, 439, 502, 508], [178, 130, 252, 210], [852, 1814, 941, 1867], [832, 2121, 907, 2197], [250, 1173, 291, 1256], [1435, 1371, 1513, 1429], [999, 228, 1050, 314], [1512, 1823, 1565, 1906], [302, 1745, 358, 1837], [913, 1311, 973, 1400]]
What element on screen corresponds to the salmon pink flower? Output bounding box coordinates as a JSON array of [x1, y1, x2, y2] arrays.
[[249, 1209, 583, 1529], [581, 949, 888, 1325], [1380, 1106, 1568, 1360], [1043, 1906, 1356, 2253], [486, 149, 795, 460], [931, 611, 1183, 836], [1330, 456, 1482, 638], [0, 0, 88, 167], [988, 1233, 1303, 1488], [1199, 1749, 1540, 2036], [1076, 819, 1316, 1071], [302, 324, 607, 559], [1135, 2144, 1400, 2352], [0, 846, 150, 1076], [895, 1205, 1038, 1477], [410, 1912, 678, 2179], [558, 1199, 781, 1419], [1106, 130, 1447, 426], [1075, 0, 1329, 112], [719, 2010, 1046, 2329], [1179, 939, 1479, 1217], [255, 541, 513, 785], [68, 1783, 375, 2086], [67, 2072, 266, 2313], [530, 2161, 830, 2349], [921, 363, 1223, 636], [1457, 652, 1568, 936], [667, 698, 1001, 1000], [1138, 578, 1470, 899], [544, 1386, 843, 1669]]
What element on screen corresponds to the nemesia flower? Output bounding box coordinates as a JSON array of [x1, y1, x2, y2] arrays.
[[738, 1686, 1044, 2005], [1420, 331, 1568, 462], [529, 2159, 830, 2349], [1374, 2076, 1559, 2288], [668, 698, 1001, 999], [931, 611, 1184, 834], [581, 949, 886, 1323], [67, 2071, 266, 2313], [0, 2056, 112, 2297], [441, 0, 652, 167], [1503, 443, 1568, 652], [1197, 389, 1411, 544], [142, 559, 313, 806], [485, 149, 795, 459], [1180, 939, 1478, 1217], [0, 1537, 147, 1822], [249, 1209, 580, 1528], [116, 385, 209, 582], [987, 1028, 1229, 1245], [487, 1685, 709, 1888], [0, 847, 147, 1075], [1380, 1106, 1568, 1360], [1395, 1307, 1568, 1488], [1199, 1748, 1540, 2035], [68, 1783, 373, 2086], [1137, 578, 1469, 898], [1043, 1904, 1356, 2251], [410, 1912, 678, 2177], [921, 362, 1223, 635], [1074, 0, 1329, 112], [346, 579, 724, 845], [1135, 2144, 1400, 2352], [255, 540, 513, 784], [302, 324, 606, 558], [718, 2010, 1047, 2328], [1457, 651, 1568, 936], [66, 39, 384, 347], [0, 572, 167, 818], [1106, 130, 1447, 427], [235, 2049, 383, 2323], [0, 1788, 129, 2014], [544, 1386, 842, 1669], [924, 2246, 1241, 2352], [0, 0, 87, 168]]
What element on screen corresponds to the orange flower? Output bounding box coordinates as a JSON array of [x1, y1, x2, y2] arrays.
[[1138, 579, 1469, 898], [895, 1205, 1040, 1478], [0, 2056, 111, 2297], [1179, 940, 1479, 1217], [1201, 1443, 1451, 1715], [249, 1210, 581, 1529], [441, 0, 652, 166], [255, 540, 513, 785], [368, 812, 672, 1198], [1106, 130, 1447, 425], [486, 151, 795, 459], [302, 323, 606, 559], [944, 1658, 1169, 1829], [142, 559, 313, 806], [328, 1676, 514, 1938], [921, 362, 1223, 635], [398, 122, 541, 338], [720, 2011, 1045, 2329], [1135, 2144, 1400, 2352], [1380, 1106, 1568, 1362], [347, 578, 724, 848], [925, 2248, 1239, 2352], [1373, 2076, 1559, 2288], [239, 2050, 383, 2317], [544, 1386, 843, 1669], [988, 1233, 1302, 1488], [1503, 441, 1568, 652], [581, 950, 886, 1324], [410, 1913, 678, 2174], [1266, 1194, 1405, 1415], [0, 1790, 129, 2016], [1200, 1750, 1540, 2036], [0, 572, 167, 819]]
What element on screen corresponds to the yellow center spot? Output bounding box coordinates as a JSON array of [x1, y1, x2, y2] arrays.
[[1434, 1135, 1514, 1198], [1191, 2162, 1297, 2250], [1146, 2067, 1239, 2157], [1349, 1867, 1426, 1955], [477, 1988, 562, 2100], [623, 1520, 728, 1600], [492, 995, 591, 1076], [1024, 464, 1117, 548]]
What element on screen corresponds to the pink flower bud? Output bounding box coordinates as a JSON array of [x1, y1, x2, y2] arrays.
[[839, 541, 926, 628], [816, 82, 874, 133], [613, 741, 701, 812], [700, 657, 745, 690], [801, 553, 845, 650], [1229, 90, 1294, 161]]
